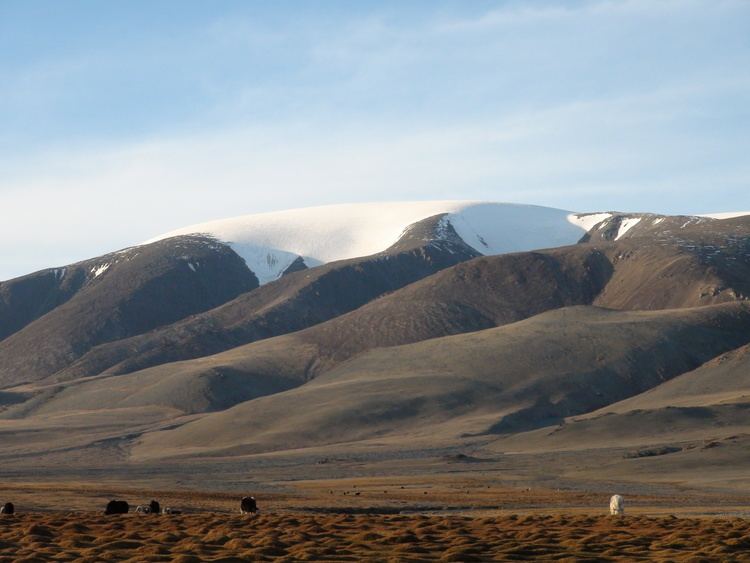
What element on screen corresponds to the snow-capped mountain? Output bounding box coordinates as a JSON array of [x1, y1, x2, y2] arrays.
[[3, 200, 748, 386], [1, 199, 749, 476], [147, 201, 589, 284]]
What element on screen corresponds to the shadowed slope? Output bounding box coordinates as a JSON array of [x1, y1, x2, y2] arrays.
[[54, 214, 750, 381], [497, 342, 750, 453], [600, 342, 750, 412], [0, 265, 89, 342], [49, 215, 480, 382], [592, 217, 750, 310], [132, 303, 750, 459], [1, 335, 316, 418], [11, 244, 610, 418], [0, 236, 258, 387], [26, 213, 750, 387], [25, 223, 750, 419]]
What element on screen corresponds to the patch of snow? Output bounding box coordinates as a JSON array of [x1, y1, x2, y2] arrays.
[[91, 263, 110, 278], [615, 218, 642, 240], [187, 263, 196, 272], [53, 267, 66, 281], [147, 201, 589, 285], [566, 213, 613, 232], [699, 211, 750, 220], [653, 218, 664, 225]]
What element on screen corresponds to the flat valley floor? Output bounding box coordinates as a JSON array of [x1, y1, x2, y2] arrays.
[[1, 456, 750, 562]]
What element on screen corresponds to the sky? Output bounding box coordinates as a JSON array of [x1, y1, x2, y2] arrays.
[[1, 0, 749, 280]]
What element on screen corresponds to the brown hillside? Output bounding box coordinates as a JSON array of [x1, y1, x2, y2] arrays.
[[131, 303, 750, 459], [0, 236, 257, 387]]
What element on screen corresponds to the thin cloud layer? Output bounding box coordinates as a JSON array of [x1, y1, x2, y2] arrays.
[[1, 0, 748, 280]]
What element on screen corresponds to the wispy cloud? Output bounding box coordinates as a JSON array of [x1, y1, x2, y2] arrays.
[[1, 0, 748, 279]]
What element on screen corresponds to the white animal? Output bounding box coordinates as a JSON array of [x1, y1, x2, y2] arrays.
[[609, 494, 624, 515], [135, 505, 151, 514]]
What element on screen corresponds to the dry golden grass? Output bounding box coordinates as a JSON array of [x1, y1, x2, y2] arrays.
[[0, 512, 748, 562], [1, 478, 749, 561]]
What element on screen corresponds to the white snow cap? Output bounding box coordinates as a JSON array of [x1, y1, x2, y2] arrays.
[[699, 211, 750, 220], [148, 201, 589, 285], [566, 212, 613, 232]]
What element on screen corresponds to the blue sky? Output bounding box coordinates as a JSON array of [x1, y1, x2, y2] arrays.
[[1, 0, 749, 279]]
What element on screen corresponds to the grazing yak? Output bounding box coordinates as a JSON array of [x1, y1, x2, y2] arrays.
[[609, 494, 624, 515], [240, 496, 258, 514], [0, 502, 14, 515], [135, 500, 161, 514], [104, 500, 129, 515]]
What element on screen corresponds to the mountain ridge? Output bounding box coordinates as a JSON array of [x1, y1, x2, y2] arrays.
[[1, 200, 749, 476]]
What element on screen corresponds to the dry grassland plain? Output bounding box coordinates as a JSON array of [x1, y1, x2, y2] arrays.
[[2, 511, 750, 562], [0, 478, 749, 562]]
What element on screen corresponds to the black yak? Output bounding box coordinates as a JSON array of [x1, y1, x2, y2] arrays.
[[104, 500, 129, 515], [240, 496, 257, 514]]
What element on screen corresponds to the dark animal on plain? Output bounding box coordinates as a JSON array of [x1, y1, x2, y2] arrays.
[[104, 500, 129, 515], [240, 496, 257, 514], [164, 507, 182, 514], [0, 502, 14, 514], [149, 500, 161, 514]]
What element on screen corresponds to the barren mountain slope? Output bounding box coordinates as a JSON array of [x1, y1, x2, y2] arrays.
[[131, 303, 750, 459], [7, 244, 611, 418], [0, 236, 258, 387], [0, 265, 89, 342], [6, 208, 746, 389], [493, 342, 750, 454], [592, 215, 750, 309], [22, 213, 750, 419], [0, 202, 588, 385], [66, 214, 750, 381], [598, 342, 750, 412], [49, 215, 480, 382]]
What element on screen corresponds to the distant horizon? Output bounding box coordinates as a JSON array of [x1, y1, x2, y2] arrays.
[[2, 0, 748, 279]]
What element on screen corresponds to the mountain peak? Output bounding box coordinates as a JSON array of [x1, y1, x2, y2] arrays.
[[146, 201, 587, 284]]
